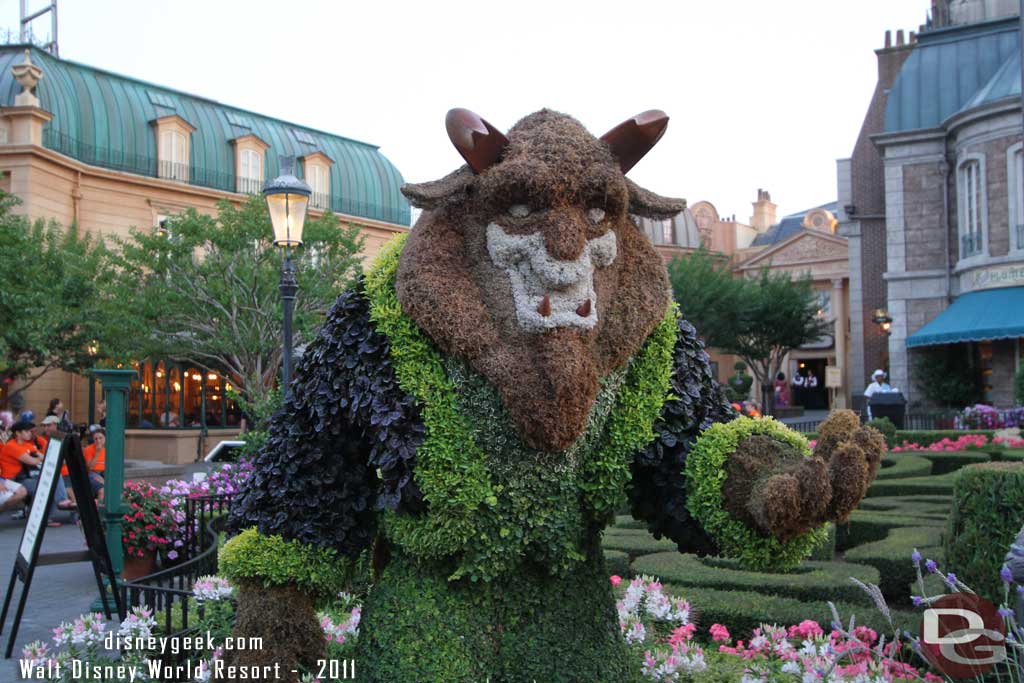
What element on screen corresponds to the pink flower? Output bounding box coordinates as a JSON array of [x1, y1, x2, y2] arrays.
[[609, 575, 622, 587], [709, 623, 731, 642]]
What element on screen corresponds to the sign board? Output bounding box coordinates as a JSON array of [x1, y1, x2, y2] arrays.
[[1, 433, 122, 658], [825, 366, 843, 389], [961, 263, 1024, 293]]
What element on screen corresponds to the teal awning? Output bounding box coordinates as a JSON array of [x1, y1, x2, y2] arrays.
[[906, 286, 1024, 348]]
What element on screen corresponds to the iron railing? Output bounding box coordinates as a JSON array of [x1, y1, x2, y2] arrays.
[[961, 231, 983, 257], [41, 128, 410, 224], [783, 410, 1021, 434]]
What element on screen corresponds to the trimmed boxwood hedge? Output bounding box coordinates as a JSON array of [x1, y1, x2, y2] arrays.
[[662, 584, 916, 638], [1000, 449, 1024, 462], [857, 495, 951, 516], [945, 462, 1024, 601], [913, 451, 990, 475], [843, 526, 943, 603], [613, 515, 645, 530], [601, 528, 678, 559], [836, 510, 944, 552], [875, 454, 932, 480], [631, 553, 880, 605], [868, 472, 958, 497]]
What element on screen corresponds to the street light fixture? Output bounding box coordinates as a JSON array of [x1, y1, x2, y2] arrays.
[[263, 155, 311, 392], [872, 308, 893, 336]]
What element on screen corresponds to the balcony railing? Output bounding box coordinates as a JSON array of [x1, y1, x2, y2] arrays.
[[236, 176, 263, 195], [40, 128, 409, 225], [960, 231, 983, 258]]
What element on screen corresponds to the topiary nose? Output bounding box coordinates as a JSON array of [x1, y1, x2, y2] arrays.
[[541, 207, 588, 262]]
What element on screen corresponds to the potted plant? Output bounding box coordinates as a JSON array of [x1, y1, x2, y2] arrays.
[[121, 480, 179, 580]]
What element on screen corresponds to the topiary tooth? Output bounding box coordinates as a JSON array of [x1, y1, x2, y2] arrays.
[[576, 299, 591, 317], [537, 295, 552, 317]]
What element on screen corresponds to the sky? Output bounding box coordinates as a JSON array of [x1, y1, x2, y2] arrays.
[[2, 0, 931, 221]]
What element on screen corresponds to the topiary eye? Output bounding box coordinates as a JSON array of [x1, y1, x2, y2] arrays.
[[587, 208, 606, 224], [508, 204, 530, 218]]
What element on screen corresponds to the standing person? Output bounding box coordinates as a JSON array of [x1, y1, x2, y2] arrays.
[[773, 372, 790, 408], [863, 369, 892, 419], [0, 410, 13, 444], [0, 420, 75, 525]]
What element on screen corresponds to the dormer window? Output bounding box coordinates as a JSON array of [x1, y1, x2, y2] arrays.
[[231, 134, 269, 195], [151, 114, 196, 183], [301, 151, 333, 210]]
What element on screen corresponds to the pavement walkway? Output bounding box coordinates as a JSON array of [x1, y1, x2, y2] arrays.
[[0, 506, 102, 680]]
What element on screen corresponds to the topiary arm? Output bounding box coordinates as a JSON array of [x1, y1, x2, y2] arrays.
[[627, 317, 735, 555], [229, 279, 426, 558]]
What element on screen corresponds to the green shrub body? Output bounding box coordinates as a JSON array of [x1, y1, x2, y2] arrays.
[[945, 462, 1024, 601], [218, 528, 348, 599], [356, 542, 641, 683]]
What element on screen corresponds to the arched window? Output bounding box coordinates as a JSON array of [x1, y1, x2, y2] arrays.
[[958, 157, 986, 259], [238, 148, 262, 195], [158, 130, 187, 181], [1008, 143, 1024, 253]]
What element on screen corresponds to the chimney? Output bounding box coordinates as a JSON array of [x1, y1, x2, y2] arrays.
[[750, 189, 777, 232]]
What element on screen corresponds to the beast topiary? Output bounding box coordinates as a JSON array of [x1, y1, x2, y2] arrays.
[[229, 108, 882, 681]]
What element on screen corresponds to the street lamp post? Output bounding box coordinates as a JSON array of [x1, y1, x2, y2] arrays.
[[263, 156, 310, 393]]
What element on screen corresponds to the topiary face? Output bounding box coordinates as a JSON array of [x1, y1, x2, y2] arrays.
[[396, 109, 685, 452]]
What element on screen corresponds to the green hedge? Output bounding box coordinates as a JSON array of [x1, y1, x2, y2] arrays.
[[632, 553, 879, 605], [843, 526, 943, 603], [945, 462, 1024, 602], [867, 472, 958, 497], [875, 454, 932, 480], [808, 522, 836, 561], [857, 495, 951, 517], [601, 528, 678, 560], [999, 449, 1024, 462], [603, 550, 630, 578], [894, 430, 994, 447], [836, 510, 944, 552], [913, 451, 990, 475], [219, 528, 349, 598], [612, 515, 645, 530], [662, 584, 916, 638]]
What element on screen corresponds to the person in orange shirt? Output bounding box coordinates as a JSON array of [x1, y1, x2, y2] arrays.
[[82, 429, 105, 500], [39, 415, 80, 507], [0, 420, 75, 525]]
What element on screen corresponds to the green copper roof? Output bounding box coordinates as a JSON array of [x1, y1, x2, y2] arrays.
[[0, 45, 410, 226], [884, 18, 1020, 134]]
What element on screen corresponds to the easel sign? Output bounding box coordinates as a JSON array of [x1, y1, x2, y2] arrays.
[[0, 432, 124, 658]]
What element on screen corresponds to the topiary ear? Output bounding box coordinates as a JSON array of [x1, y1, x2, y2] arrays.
[[401, 167, 475, 210], [626, 178, 686, 220]]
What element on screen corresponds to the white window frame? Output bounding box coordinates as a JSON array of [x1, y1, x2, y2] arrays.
[[159, 130, 188, 182], [957, 154, 988, 262], [661, 221, 674, 245], [307, 163, 329, 209], [1008, 142, 1024, 254], [237, 148, 263, 195]]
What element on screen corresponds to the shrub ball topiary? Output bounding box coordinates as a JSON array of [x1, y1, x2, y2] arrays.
[[866, 417, 897, 448], [945, 462, 1024, 601]]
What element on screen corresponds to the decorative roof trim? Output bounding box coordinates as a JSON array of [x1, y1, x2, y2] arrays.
[[300, 150, 334, 166], [149, 113, 196, 133], [229, 133, 270, 151], [736, 229, 847, 271]]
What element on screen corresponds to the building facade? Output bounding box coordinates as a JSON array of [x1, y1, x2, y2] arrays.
[[840, 0, 1024, 410], [0, 45, 410, 461]]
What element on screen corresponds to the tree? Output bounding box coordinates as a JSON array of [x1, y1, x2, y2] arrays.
[[0, 192, 114, 397], [667, 248, 829, 414], [106, 196, 364, 404], [912, 345, 983, 410]]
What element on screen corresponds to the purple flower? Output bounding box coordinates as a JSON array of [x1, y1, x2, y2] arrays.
[[998, 607, 1013, 618], [1017, 585, 1024, 594], [911, 549, 922, 565], [944, 573, 957, 587], [925, 559, 938, 574], [1001, 566, 1014, 584], [166, 550, 178, 560], [912, 596, 923, 607]]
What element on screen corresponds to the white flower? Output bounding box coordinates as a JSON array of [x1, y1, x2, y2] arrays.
[[624, 621, 647, 645], [801, 639, 817, 657], [193, 575, 234, 602], [802, 672, 818, 683], [782, 661, 802, 675], [644, 590, 673, 621]]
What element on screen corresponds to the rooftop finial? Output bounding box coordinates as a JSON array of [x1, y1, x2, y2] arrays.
[[11, 49, 43, 107]]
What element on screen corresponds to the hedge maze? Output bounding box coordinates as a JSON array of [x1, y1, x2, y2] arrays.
[[604, 446, 1024, 634]]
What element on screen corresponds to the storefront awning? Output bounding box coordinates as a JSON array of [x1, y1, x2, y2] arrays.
[[906, 286, 1024, 348]]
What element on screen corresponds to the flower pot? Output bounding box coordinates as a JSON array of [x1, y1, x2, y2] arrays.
[[122, 551, 157, 581]]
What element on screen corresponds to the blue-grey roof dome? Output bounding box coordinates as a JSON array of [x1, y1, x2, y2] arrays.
[[884, 17, 1020, 133], [0, 45, 411, 226]]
